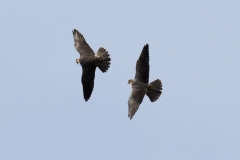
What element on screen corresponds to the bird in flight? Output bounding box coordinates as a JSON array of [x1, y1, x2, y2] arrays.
[[127, 44, 162, 119], [72, 29, 111, 101]]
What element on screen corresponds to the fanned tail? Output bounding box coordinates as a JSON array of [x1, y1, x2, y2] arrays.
[[96, 47, 111, 72], [146, 79, 162, 102]]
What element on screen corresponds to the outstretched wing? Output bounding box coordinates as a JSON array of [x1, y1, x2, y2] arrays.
[[81, 64, 97, 101], [72, 29, 95, 56], [128, 87, 146, 119], [134, 44, 149, 84]]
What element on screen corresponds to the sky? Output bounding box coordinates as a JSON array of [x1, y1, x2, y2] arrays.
[[1, 0, 240, 159]]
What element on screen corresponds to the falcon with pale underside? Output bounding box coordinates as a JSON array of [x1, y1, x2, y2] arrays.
[[127, 44, 162, 119], [72, 29, 111, 101]]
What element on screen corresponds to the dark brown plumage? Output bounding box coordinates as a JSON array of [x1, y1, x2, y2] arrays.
[[72, 29, 111, 101], [127, 44, 162, 119]]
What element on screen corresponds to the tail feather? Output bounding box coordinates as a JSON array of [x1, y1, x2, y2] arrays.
[[96, 47, 111, 72], [146, 79, 162, 102]]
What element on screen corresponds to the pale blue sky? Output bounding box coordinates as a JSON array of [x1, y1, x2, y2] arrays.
[[1, 0, 240, 159]]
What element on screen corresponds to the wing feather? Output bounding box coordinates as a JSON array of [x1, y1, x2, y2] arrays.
[[72, 29, 95, 56], [81, 64, 97, 101], [134, 44, 149, 84], [128, 87, 146, 119]]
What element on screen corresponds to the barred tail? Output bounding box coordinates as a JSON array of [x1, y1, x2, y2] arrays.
[[96, 47, 111, 72], [146, 79, 162, 102]]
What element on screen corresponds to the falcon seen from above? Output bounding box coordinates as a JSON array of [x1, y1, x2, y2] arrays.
[[72, 29, 111, 101], [127, 44, 162, 119]]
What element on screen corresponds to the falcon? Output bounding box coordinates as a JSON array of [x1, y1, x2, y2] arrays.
[[127, 44, 162, 119], [72, 29, 111, 101]]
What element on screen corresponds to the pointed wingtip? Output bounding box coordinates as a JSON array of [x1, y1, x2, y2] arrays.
[[142, 43, 149, 51], [128, 114, 133, 120], [72, 29, 78, 35], [84, 97, 89, 102]]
